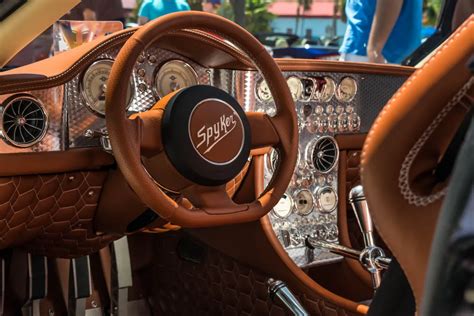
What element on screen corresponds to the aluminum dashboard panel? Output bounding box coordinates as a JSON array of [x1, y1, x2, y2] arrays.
[[67, 47, 211, 148], [226, 69, 407, 267]]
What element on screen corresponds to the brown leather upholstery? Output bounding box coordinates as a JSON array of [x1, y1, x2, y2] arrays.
[[131, 232, 360, 316], [361, 16, 474, 309], [0, 171, 118, 258]]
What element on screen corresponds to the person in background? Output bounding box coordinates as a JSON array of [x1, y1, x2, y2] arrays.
[[339, 0, 423, 64], [66, 0, 126, 25], [138, 0, 191, 25]]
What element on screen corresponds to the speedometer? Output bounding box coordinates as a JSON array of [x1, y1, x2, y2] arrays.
[[81, 59, 134, 116], [154, 60, 198, 98]]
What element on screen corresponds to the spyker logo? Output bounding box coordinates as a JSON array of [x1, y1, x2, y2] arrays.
[[196, 114, 237, 154], [189, 99, 244, 165]]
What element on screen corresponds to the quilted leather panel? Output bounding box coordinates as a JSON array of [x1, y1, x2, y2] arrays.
[[0, 172, 118, 258], [148, 232, 355, 316]]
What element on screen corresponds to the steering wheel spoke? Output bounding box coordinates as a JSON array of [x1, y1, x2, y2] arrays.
[[181, 183, 249, 214], [247, 112, 280, 149], [130, 109, 164, 158]]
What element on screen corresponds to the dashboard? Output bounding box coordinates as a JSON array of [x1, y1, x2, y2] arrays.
[[0, 30, 409, 267]]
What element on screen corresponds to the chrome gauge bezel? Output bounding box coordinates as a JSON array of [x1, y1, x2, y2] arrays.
[[80, 59, 135, 117], [153, 59, 199, 99], [294, 188, 315, 216], [0, 94, 49, 148], [286, 76, 304, 101], [316, 186, 338, 213], [304, 135, 339, 174], [272, 193, 294, 219], [313, 76, 336, 102], [255, 78, 273, 103], [336, 76, 358, 102]]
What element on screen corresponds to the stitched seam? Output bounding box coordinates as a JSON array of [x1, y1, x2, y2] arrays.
[[0, 30, 136, 93], [398, 77, 473, 206], [361, 19, 473, 168]]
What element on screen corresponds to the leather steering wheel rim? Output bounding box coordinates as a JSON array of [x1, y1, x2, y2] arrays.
[[106, 12, 298, 228]]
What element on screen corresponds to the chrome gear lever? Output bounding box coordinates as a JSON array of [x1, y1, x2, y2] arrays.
[[349, 185, 383, 290]]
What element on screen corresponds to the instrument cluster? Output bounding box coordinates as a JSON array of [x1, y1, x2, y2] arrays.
[[257, 73, 361, 267], [66, 46, 209, 148]]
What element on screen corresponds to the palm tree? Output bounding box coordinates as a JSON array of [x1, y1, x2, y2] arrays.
[[295, 0, 312, 36]]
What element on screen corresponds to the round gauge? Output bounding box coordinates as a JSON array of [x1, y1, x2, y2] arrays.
[[313, 77, 336, 102], [294, 189, 314, 216], [336, 77, 357, 102], [286, 76, 304, 101], [266, 148, 280, 173], [272, 194, 294, 218], [256, 78, 272, 102], [316, 187, 338, 213], [154, 60, 198, 98], [81, 59, 134, 116]]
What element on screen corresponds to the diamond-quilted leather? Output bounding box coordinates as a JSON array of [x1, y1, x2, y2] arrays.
[[145, 232, 356, 316], [0, 171, 119, 258]]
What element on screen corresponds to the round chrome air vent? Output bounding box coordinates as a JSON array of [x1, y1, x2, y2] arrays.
[[306, 136, 339, 173], [1, 96, 48, 147]]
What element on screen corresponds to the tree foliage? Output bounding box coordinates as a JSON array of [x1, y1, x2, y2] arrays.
[[218, 0, 275, 34]]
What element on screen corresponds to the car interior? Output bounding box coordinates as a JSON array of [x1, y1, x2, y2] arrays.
[[0, 0, 472, 315]]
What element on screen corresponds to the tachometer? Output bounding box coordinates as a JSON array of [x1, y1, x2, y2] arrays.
[[154, 60, 198, 98], [313, 77, 335, 102], [81, 59, 134, 116]]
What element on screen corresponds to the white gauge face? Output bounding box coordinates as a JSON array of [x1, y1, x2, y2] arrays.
[[81, 59, 134, 116], [314, 77, 335, 102], [336, 77, 357, 102], [317, 187, 338, 213], [294, 189, 314, 216], [266, 148, 279, 174], [256, 79, 272, 102], [273, 194, 294, 218], [154, 60, 198, 98], [286, 76, 304, 101]]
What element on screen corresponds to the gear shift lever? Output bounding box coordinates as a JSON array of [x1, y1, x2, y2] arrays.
[[349, 185, 375, 248], [349, 185, 382, 289]]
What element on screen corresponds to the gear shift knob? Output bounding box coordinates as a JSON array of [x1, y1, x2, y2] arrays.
[[349, 185, 375, 247]]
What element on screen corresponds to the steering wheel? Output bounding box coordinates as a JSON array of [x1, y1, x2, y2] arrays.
[[105, 12, 298, 228]]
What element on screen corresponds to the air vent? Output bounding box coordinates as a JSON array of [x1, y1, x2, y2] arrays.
[[1, 96, 48, 147], [307, 136, 338, 173]]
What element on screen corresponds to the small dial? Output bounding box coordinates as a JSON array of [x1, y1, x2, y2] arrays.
[[272, 194, 294, 218], [336, 77, 357, 102], [313, 77, 336, 102], [154, 60, 198, 98], [81, 59, 134, 116], [286, 76, 304, 101], [294, 189, 314, 216], [317, 187, 338, 213], [256, 78, 272, 102], [266, 148, 280, 174]]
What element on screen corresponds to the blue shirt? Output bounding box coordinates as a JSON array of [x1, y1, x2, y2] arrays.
[[139, 0, 191, 21], [339, 0, 422, 64]]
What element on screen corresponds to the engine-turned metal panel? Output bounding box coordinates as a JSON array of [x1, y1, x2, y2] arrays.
[[224, 69, 408, 267], [66, 47, 210, 148]]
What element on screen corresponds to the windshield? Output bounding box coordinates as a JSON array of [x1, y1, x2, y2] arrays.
[[3, 0, 472, 70]]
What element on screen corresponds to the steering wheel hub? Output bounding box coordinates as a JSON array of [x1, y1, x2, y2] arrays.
[[162, 85, 251, 186]]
